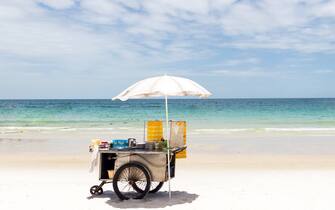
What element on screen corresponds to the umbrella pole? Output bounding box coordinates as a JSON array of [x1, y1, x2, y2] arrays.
[[165, 95, 171, 199]]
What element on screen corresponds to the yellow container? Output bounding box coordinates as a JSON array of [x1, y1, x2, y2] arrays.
[[147, 120, 163, 142], [170, 121, 187, 159], [91, 139, 102, 146]]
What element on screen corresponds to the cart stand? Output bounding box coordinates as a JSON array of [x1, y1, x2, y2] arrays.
[[90, 147, 185, 200]]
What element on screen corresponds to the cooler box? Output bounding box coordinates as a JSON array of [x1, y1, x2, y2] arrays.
[[112, 139, 128, 149]]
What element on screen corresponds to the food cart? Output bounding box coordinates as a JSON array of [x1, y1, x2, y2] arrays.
[[89, 145, 186, 200], [109, 75, 210, 199]]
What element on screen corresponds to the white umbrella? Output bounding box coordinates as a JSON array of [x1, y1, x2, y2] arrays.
[[112, 75, 211, 198]]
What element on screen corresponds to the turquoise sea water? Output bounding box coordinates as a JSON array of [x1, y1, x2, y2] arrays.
[[0, 99, 335, 131]]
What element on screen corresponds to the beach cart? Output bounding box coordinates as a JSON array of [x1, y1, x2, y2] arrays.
[[89, 146, 185, 200], [107, 75, 211, 198]]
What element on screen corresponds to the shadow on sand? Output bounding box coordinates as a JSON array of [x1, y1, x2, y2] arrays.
[[87, 190, 199, 208]]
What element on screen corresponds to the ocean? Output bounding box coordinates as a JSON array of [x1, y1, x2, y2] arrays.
[[1, 99, 335, 132]]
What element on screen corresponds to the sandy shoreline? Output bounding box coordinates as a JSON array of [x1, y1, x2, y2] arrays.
[[2, 154, 335, 170], [2, 129, 335, 168], [1, 130, 335, 209]]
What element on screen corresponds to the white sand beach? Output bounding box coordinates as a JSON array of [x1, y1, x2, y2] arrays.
[[1, 129, 335, 210], [2, 166, 335, 210]]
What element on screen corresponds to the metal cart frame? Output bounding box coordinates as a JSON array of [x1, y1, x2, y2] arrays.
[[90, 147, 185, 200]]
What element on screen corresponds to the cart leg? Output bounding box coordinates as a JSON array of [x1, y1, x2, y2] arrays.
[[98, 181, 106, 188]]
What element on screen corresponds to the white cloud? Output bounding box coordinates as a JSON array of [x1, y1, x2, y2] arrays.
[[313, 69, 334, 74], [223, 58, 260, 66], [211, 68, 275, 77], [80, 0, 122, 16], [312, 0, 335, 17], [0, 4, 26, 19], [1, 0, 335, 98], [37, 0, 76, 9], [0, 0, 335, 76], [78, 0, 335, 53]]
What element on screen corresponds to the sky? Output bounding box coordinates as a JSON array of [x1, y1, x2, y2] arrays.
[[0, 0, 335, 99]]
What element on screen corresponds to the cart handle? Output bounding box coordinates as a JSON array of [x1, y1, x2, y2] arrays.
[[172, 146, 187, 154]]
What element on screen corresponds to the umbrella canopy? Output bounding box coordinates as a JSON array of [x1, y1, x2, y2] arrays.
[[112, 75, 211, 100], [112, 75, 211, 199]]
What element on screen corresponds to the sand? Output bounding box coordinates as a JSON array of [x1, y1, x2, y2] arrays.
[[1, 129, 335, 210], [1, 166, 335, 210]]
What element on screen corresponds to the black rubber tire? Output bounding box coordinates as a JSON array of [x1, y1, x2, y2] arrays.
[[149, 182, 164, 193], [90, 185, 103, 195], [113, 162, 151, 200], [133, 182, 164, 193]]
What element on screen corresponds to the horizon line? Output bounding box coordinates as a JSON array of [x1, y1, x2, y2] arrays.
[[0, 97, 335, 100]]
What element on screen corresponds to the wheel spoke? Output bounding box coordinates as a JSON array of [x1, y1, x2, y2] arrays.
[[134, 168, 142, 178], [121, 183, 129, 191], [113, 164, 151, 200], [127, 184, 132, 192], [136, 181, 146, 190]]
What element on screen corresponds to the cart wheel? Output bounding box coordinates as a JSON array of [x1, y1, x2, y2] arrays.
[[133, 181, 164, 193], [113, 162, 151, 200], [90, 185, 103, 195]]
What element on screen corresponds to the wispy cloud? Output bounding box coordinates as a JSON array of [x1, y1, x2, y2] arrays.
[[0, 0, 335, 98], [1, 0, 335, 63], [222, 58, 260, 67], [210, 68, 278, 77], [313, 69, 335, 74]]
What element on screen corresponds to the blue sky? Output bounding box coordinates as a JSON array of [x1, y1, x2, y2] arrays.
[[0, 0, 335, 99]]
